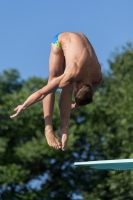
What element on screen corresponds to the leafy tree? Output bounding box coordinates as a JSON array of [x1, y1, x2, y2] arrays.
[[0, 43, 133, 200]]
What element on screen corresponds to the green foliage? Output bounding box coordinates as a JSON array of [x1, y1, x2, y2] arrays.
[[0, 43, 133, 199]]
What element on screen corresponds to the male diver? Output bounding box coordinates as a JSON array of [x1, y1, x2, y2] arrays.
[[10, 32, 102, 151]]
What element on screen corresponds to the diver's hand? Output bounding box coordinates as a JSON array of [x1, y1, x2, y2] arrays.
[[71, 103, 80, 111], [10, 105, 25, 118]]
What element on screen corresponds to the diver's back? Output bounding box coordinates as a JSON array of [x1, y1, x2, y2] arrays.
[[60, 32, 100, 71], [59, 32, 99, 65]]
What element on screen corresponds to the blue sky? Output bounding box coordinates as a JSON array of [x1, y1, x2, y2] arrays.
[[0, 0, 133, 80]]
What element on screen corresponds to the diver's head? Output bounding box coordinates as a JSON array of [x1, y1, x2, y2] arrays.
[[75, 84, 93, 106]]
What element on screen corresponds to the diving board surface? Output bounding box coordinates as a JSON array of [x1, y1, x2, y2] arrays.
[[74, 159, 133, 170]]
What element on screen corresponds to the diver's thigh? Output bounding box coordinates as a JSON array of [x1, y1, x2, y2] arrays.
[[48, 44, 65, 78]]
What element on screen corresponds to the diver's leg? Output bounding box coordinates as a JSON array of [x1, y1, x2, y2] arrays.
[[43, 44, 65, 149], [57, 83, 73, 151]]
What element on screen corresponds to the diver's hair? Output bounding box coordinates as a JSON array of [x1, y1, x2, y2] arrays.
[[75, 84, 93, 106]]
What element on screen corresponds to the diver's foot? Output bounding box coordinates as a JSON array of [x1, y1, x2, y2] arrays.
[[45, 127, 62, 149], [57, 129, 68, 151]]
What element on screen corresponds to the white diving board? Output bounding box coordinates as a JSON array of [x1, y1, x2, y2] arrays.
[[74, 159, 133, 170]]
